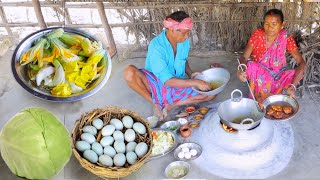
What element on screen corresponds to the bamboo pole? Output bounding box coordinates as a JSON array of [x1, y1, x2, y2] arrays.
[[96, 0, 117, 56], [45, 0, 71, 24], [32, 0, 46, 29], [0, 0, 12, 36]]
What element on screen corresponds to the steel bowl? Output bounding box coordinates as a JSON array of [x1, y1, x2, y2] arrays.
[[160, 120, 181, 133], [192, 67, 230, 96], [165, 161, 190, 179], [262, 94, 299, 121], [146, 116, 159, 128], [11, 27, 112, 102], [218, 89, 265, 130], [149, 129, 178, 160], [174, 142, 202, 161]]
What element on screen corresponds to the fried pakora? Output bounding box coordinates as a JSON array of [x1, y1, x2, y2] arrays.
[[283, 106, 293, 114], [271, 105, 282, 112]]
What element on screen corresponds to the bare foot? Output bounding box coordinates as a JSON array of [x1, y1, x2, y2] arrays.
[[153, 104, 164, 121], [163, 104, 174, 119]]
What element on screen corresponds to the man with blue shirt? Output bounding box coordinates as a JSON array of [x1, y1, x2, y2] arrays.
[[124, 11, 217, 120]]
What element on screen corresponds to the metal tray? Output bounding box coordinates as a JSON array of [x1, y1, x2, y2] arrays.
[[11, 27, 112, 102], [149, 129, 178, 160], [174, 142, 202, 161]]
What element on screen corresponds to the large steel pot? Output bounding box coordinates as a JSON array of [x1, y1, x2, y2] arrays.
[[192, 67, 230, 96], [217, 89, 265, 130]]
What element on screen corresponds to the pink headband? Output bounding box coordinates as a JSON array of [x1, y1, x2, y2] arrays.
[[163, 17, 193, 30]]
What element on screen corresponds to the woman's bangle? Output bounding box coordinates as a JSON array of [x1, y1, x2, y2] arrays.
[[289, 84, 297, 91]]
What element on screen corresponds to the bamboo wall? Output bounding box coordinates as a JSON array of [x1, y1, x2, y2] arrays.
[[0, 1, 319, 54]]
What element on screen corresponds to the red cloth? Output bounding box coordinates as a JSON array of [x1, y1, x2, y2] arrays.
[[247, 29, 298, 62]]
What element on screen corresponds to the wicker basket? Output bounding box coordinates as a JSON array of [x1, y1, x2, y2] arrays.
[[71, 106, 153, 179]]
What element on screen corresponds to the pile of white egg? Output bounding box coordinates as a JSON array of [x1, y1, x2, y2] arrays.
[[75, 115, 149, 167], [177, 147, 198, 160]]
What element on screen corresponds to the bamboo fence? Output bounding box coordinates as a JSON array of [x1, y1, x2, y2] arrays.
[[0, 0, 319, 92]]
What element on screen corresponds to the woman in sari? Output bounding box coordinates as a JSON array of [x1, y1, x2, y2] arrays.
[[124, 11, 217, 120], [237, 9, 306, 103]]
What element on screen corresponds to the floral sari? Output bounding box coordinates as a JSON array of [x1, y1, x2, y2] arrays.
[[246, 29, 295, 103]]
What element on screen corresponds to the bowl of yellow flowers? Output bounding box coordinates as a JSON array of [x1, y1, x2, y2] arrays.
[[12, 27, 112, 102]]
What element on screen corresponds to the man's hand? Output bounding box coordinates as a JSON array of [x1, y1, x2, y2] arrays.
[[191, 72, 201, 79], [237, 70, 247, 82], [193, 79, 211, 91], [287, 86, 296, 99]]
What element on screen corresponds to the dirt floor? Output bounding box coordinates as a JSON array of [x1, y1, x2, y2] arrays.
[[0, 49, 320, 180]]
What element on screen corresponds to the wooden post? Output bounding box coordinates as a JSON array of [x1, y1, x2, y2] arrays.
[[96, 0, 117, 56], [45, 0, 71, 24], [0, 1, 12, 36], [32, 0, 46, 29]]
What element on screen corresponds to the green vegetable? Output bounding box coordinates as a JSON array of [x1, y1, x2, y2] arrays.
[[0, 108, 72, 179], [167, 126, 178, 131]]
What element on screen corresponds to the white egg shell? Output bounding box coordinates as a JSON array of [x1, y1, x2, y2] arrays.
[[133, 122, 146, 134], [113, 153, 126, 167], [100, 136, 114, 147], [92, 118, 104, 130], [91, 142, 103, 156], [178, 151, 185, 159], [113, 130, 124, 141], [126, 151, 138, 165], [190, 149, 197, 156], [82, 125, 97, 136], [99, 155, 113, 166], [114, 140, 126, 153], [75, 140, 91, 152], [124, 129, 136, 142], [122, 115, 134, 128], [83, 150, 98, 163], [181, 147, 189, 153], [102, 125, 116, 136], [110, 118, 124, 130], [80, 133, 96, 144], [104, 146, 117, 158], [126, 142, 137, 152], [135, 142, 148, 158], [184, 152, 192, 159]]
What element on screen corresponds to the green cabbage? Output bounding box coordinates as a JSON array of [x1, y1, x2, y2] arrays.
[[0, 108, 72, 179]]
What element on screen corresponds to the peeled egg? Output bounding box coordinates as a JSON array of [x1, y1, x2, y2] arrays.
[[91, 142, 103, 156], [80, 133, 96, 144], [92, 118, 104, 130], [110, 118, 124, 130], [122, 115, 134, 128], [124, 129, 136, 142], [99, 154, 113, 166], [126, 142, 137, 152], [100, 136, 114, 147], [82, 125, 97, 136], [178, 151, 185, 159], [113, 130, 124, 141], [135, 142, 148, 157], [113, 153, 126, 167], [104, 146, 117, 158], [114, 140, 126, 153], [133, 122, 146, 134], [184, 152, 192, 159], [181, 147, 189, 153], [126, 151, 138, 165], [190, 149, 197, 156], [83, 150, 98, 163], [102, 125, 116, 136], [75, 140, 90, 152]]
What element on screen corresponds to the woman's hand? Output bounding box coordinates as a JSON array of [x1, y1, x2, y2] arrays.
[[287, 86, 296, 99], [237, 70, 247, 82], [191, 72, 201, 79], [192, 79, 211, 91]]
